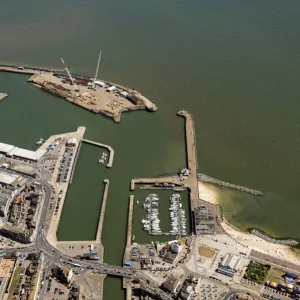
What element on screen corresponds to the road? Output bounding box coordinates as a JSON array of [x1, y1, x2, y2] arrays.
[[249, 250, 300, 275], [1, 159, 173, 300]]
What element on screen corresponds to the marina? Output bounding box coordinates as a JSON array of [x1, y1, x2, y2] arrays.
[[140, 193, 188, 238]]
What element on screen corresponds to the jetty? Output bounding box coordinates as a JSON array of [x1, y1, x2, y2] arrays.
[[123, 195, 134, 299], [198, 173, 264, 196], [82, 139, 114, 168], [123, 195, 134, 264], [177, 110, 199, 210], [0, 93, 8, 101], [131, 175, 183, 191], [96, 179, 110, 242]]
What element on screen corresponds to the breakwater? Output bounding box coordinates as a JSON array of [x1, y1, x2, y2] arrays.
[[198, 173, 264, 196], [250, 229, 299, 246], [82, 139, 114, 168]]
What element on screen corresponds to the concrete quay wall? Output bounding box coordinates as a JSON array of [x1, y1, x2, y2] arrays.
[[131, 176, 182, 191], [82, 139, 114, 168], [0, 64, 55, 75], [123, 195, 134, 264], [96, 179, 110, 243], [177, 110, 199, 210]]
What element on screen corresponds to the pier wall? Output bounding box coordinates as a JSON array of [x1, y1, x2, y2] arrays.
[[82, 139, 114, 168], [131, 176, 182, 191], [123, 195, 134, 296], [0, 64, 55, 75], [70, 140, 82, 184], [177, 110, 199, 210], [96, 179, 110, 243]]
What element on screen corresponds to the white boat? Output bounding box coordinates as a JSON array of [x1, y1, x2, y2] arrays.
[[99, 158, 105, 164], [136, 200, 139, 204]]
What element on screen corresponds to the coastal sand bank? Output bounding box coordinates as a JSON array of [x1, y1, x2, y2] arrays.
[[198, 180, 300, 265]]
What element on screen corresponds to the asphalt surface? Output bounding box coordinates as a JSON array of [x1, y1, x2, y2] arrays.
[[250, 250, 300, 275], [1, 159, 173, 300]]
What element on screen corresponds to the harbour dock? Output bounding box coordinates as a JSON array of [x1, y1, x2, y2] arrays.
[[82, 139, 114, 168], [95, 179, 110, 242], [123, 195, 134, 264], [123, 195, 134, 298], [69, 139, 82, 184], [0, 93, 8, 101], [177, 110, 199, 210], [131, 175, 182, 191]]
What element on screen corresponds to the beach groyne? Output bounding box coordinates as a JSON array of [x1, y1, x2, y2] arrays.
[[250, 229, 299, 247], [198, 173, 264, 196]]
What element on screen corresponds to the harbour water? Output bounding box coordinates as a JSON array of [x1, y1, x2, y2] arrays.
[[1, 1, 300, 299]]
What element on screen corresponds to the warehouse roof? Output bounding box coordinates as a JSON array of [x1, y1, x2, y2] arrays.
[[0, 143, 15, 154], [0, 173, 18, 185], [0, 142, 46, 161]]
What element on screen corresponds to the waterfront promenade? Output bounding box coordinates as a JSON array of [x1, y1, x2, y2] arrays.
[[82, 139, 114, 167]]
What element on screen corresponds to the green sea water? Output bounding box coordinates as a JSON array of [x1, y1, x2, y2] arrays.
[[1, 1, 300, 298]]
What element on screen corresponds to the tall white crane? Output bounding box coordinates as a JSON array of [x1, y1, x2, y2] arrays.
[[60, 57, 75, 85], [92, 51, 102, 88]]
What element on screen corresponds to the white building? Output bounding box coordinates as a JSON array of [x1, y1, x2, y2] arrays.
[[66, 138, 77, 147], [220, 253, 241, 271], [0, 142, 46, 161]]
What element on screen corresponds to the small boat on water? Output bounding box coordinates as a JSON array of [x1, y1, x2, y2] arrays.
[[98, 158, 105, 164], [136, 200, 139, 204]]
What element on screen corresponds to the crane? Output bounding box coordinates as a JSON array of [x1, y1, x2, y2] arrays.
[[92, 51, 102, 88], [60, 57, 75, 85]]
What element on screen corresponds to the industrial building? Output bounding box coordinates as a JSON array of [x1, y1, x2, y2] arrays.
[[0, 172, 26, 188], [220, 253, 241, 271], [0, 142, 46, 161], [217, 253, 241, 277]]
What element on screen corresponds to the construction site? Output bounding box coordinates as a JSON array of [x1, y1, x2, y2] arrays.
[[0, 54, 157, 122]]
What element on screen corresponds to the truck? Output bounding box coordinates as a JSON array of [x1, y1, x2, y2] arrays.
[[90, 251, 96, 255], [89, 244, 94, 250], [124, 262, 132, 267]]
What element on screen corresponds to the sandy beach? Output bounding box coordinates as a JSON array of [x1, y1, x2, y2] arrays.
[[222, 220, 300, 265], [198, 180, 300, 265], [198, 181, 219, 204]]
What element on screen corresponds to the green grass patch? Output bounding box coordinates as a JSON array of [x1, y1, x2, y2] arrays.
[[267, 267, 286, 284], [243, 262, 270, 284], [8, 266, 24, 300]]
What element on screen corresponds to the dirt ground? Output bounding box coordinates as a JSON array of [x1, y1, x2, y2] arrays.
[[198, 246, 215, 258]]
